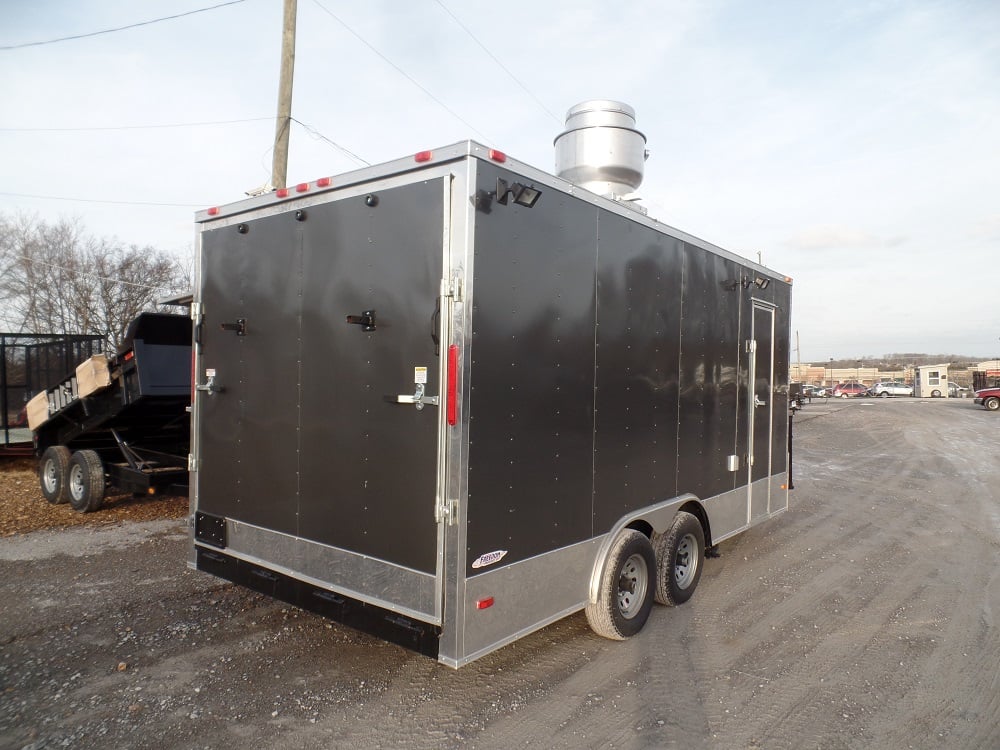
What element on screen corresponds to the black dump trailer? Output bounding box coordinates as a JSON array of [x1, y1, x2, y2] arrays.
[[191, 136, 793, 667], [33, 313, 192, 512]]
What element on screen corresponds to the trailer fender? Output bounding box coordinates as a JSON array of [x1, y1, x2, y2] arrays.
[[587, 493, 705, 605]]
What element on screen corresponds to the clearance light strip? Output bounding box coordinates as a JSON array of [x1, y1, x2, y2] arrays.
[[447, 344, 459, 426]]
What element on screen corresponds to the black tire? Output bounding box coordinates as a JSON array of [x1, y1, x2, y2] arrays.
[[585, 529, 656, 640], [931, 389, 942, 398], [39, 446, 72, 504], [985, 396, 1000, 411], [878, 391, 889, 398], [653, 511, 705, 606], [67, 450, 105, 513]]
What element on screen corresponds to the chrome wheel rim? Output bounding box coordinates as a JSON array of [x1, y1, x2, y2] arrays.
[[43, 459, 58, 494], [69, 464, 85, 501]]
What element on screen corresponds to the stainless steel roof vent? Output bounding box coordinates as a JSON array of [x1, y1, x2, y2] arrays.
[[554, 100, 648, 202]]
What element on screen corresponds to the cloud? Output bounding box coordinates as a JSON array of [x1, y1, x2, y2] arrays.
[[783, 225, 908, 251]]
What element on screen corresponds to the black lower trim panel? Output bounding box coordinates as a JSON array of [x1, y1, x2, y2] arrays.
[[195, 547, 441, 659]]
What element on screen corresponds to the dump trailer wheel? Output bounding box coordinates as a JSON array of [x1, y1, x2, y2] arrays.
[[985, 396, 1000, 411], [67, 450, 106, 513], [39, 446, 72, 504], [653, 511, 705, 606], [585, 529, 656, 640]]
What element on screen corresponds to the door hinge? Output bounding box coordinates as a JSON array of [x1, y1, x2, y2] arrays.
[[190, 302, 203, 324], [437, 497, 459, 525], [442, 276, 464, 302], [746, 339, 757, 353], [188, 454, 199, 472]]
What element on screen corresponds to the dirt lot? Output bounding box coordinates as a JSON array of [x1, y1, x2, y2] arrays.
[[0, 458, 187, 538], [1, 399, 998, 749]]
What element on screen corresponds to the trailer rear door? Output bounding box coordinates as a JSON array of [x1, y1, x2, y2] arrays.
[[197, 177, 448, 623]]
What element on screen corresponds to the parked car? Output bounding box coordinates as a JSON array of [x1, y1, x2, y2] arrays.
[[789, 384, 818, 406], [947, 381, 968, 398], [869, 381, 913, 398], [832, 382, 868, 398], [973, 387, 1000, 411]]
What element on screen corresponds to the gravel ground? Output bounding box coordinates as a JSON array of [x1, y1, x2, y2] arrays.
[[1, 399, 998, 749]]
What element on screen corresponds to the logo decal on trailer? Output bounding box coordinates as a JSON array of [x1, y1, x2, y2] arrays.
[[471, 550, 508, 569]]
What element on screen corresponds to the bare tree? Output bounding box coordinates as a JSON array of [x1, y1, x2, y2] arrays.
[[0, 213, 189, 350]]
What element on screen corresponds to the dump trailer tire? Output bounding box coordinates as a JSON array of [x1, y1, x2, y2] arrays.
[[653, 511, 705, 606], [585, 529, 656, 641], [39, 446, 72, 504], [67, 450, 105, 513]]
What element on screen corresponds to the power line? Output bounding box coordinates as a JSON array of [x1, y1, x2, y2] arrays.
[[308, 0, 497, 146], [15, 256, 179, 293], [432, 0, 562, 126], [1, 0, 247, 51], [0, 191, 205, 208], [290, 118, 370, 166], [0, 117, 271, 133]]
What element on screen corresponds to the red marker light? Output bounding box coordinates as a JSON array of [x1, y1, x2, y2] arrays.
[[296, 182, 310, 193], [476, 597, 494, 610], [316, 177, 332, 187], [414, 150, 432, 163], [276, 187, 290, 198], [447, 345, 459, 426], [488, 149, 507, 163], [206, 207, 219, 216], [124, 351, 135, 361]]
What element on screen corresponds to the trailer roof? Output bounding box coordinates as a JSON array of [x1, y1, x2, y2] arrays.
[[196, 141, 790, 284]]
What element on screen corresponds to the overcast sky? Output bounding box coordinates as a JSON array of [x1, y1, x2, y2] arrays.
[[2, 0, 998, 362]]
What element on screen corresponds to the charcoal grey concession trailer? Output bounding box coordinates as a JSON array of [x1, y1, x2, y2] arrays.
[[191, 107, 792, 667]]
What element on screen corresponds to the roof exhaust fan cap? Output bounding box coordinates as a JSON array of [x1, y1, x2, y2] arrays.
[[554, 99, 648, 199]]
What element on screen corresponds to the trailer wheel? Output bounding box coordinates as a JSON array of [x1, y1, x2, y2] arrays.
[[39, 446, 72, 504], [653, 511, 705, 606], [67, 450, 105, 513], [985, 396, 1000, 411], [931, 389, 942, 398], [585, 529, 656, 640]]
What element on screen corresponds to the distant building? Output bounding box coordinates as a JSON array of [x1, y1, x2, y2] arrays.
[[913, 364, 950, 398]]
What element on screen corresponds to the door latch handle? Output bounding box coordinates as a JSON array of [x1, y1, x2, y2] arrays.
[[387, 382, 439, 411], [754, 395, 767, 407], [346, 310, 376, 331], [196, 372, 224, 395], [220, 319, 246, 336]]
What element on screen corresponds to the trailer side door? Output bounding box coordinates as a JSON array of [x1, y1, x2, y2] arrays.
[[748, 300, 776, 519]]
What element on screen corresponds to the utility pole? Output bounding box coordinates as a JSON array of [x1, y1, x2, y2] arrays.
[[271, 0, 297, 190]]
